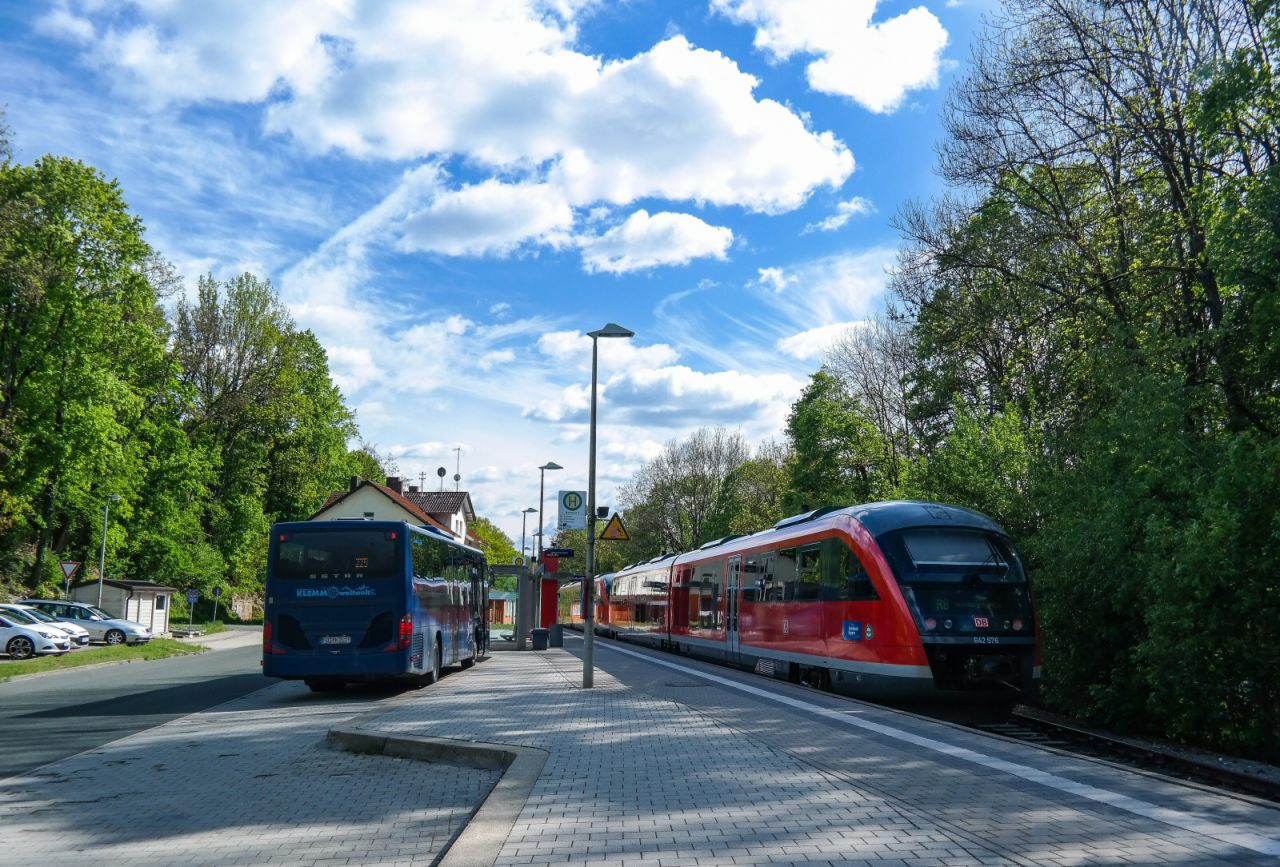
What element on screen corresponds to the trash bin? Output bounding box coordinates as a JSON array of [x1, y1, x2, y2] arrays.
[[549, 623, 563, 647], [531, 628, 549, 651]]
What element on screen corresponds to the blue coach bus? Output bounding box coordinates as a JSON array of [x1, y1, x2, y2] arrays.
[[263, 520, 488, 691]]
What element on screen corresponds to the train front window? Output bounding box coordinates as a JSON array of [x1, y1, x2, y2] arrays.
[[881, 528, 1032, 635]]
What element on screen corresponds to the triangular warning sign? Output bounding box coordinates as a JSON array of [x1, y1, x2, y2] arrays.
[[60, 561, 81, 579], [600, 513, 630, 541]]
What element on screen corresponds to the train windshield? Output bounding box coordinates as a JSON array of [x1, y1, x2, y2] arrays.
[[272, 529, 402, 582], [879, 528, 1034, 636]]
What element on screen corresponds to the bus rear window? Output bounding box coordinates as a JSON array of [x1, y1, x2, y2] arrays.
[[273, 531, 401, 581]]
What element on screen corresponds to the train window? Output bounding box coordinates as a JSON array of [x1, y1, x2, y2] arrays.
[[757, 553, 782, 602], [692, 561, 723, 629], [775, 548, 797, 601], [793, 545, 822, 600], [741, 557, 761, 602], [820, 539, 879, 601], [903, 530, 1004, 567]]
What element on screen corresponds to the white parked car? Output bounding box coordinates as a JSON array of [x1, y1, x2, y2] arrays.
[[0, 603, 91, 647], [0, 612, 71, 659], [20, 600, 153, 645]]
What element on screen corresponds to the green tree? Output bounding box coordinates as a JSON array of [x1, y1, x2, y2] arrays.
[[470, 516, 519, 567], [890, 0, 1280, 759], [0, 155, 184, 592], [704, 440, 790, 538], [784, 371, 897, 513], [618, 426, 751, 553], [172, 273, 361, 596]]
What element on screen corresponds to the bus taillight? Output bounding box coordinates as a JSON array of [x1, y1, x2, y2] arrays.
[[398, 613, 412, 650], [263, 621, 274, 655]]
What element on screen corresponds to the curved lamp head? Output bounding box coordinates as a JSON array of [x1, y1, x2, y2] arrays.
[[539, 461, 563, 471], [588, 323, 634, 340], [522, 507, 538, 514]]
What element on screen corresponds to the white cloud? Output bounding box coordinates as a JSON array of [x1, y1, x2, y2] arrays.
[[48, 2, 854, 229], [478, 349, 517, 370], [398, 180, 573, 257], [804, 195, 875, 233], [579, 210, 733, 273], [33, 4, 94, 42], [776, 321, 868, 360], [536, 330, 681, 371], [490, 301, 512, 316], [713, 0, 948, 113], [755, 266, 793, 292]]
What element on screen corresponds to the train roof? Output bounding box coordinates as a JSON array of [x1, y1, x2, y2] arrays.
[[597, 502, 1010, 574], [835, 500, 1007, 537], [671, 500, 1010, 564]]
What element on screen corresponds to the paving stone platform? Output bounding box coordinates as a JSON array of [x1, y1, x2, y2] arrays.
[[4, 642, 1278, 867]]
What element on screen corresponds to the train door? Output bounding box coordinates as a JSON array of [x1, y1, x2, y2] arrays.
[[726, 556, 741, 661]]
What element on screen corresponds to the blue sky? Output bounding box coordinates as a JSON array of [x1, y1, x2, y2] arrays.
[[2, 0, 989, 547]]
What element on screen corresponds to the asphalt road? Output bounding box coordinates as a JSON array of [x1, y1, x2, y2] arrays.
[[0, 642, 270, 779]]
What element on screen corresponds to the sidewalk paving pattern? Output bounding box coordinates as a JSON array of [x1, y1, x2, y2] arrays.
[[1, 689, 499, 867], [4, 643, 1279, 866]]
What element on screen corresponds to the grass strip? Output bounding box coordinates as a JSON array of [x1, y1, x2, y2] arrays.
[[0, 638, 206, 683]]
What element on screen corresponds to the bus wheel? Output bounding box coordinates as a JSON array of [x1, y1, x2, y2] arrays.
[[305, 679, 345, 692], [423, 637, 442, 684], [460, 647, 476, 669]]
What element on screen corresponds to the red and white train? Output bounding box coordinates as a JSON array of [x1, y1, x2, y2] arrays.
[[566, 501, 1039, 700]]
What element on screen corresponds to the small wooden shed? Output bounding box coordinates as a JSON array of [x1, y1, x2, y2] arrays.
[[70, 579, 176, 636]]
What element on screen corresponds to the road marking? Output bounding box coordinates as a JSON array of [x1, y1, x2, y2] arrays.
[[602, 641, 1280, 857]]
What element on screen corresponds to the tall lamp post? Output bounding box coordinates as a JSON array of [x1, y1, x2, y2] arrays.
[[519, 507, 537, 565], [584, 323, 634, 688], [535, 461, 562, 629], [97, 494, 121, 608]]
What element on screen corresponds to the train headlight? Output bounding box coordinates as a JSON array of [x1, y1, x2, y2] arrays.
[[1013, 618, 1024, 631], [943, 619, 953, 630], [925, 617, 937, 631], [1003, 620, 1012, 630]]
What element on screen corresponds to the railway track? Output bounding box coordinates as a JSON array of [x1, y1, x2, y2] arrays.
[[963, 705, 1280, 804]]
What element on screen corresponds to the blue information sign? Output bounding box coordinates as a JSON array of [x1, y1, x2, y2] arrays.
[[842, 621, 863, 641], [544, 548, 575, 558], [186, 589, 198, 604]]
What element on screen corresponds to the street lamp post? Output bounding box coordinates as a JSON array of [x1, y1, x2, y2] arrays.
[[584, 323, 634, 688], [519, 507, 537, 566], [97, 494, 121, 608], [535, 461, 562, 629]]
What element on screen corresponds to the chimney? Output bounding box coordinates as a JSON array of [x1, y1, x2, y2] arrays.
[[409, 485, 419, 493], [349, 475, 360, 492], [386, 476, 402, 494]]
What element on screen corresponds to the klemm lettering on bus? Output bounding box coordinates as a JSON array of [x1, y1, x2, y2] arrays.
[[295, 585, 376, 599]]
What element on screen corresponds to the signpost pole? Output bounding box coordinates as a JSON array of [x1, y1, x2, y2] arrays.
[[187, 589, 198, 629], [212, 587, 221, 623]]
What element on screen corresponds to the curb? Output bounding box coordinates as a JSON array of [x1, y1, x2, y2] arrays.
[[327, 727, 548, 867]]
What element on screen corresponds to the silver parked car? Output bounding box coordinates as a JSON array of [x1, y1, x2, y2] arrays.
[[0, 612, 70, 659], [20, 600, 153, 645], [0, 603, 91, 647]]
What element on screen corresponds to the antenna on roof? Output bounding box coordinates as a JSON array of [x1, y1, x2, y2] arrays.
[[453, 446, 462, 491], [436, 466, 446, 491]]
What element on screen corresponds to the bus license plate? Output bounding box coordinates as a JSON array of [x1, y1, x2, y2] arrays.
[[320, 634, 352, 645]]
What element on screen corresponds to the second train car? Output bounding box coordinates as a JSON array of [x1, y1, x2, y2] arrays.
[[569, 501, 1038, 700]]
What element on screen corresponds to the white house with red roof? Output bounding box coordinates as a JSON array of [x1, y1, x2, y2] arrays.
[[311, 477, 480, 547], [311, 477, 452, 534]]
